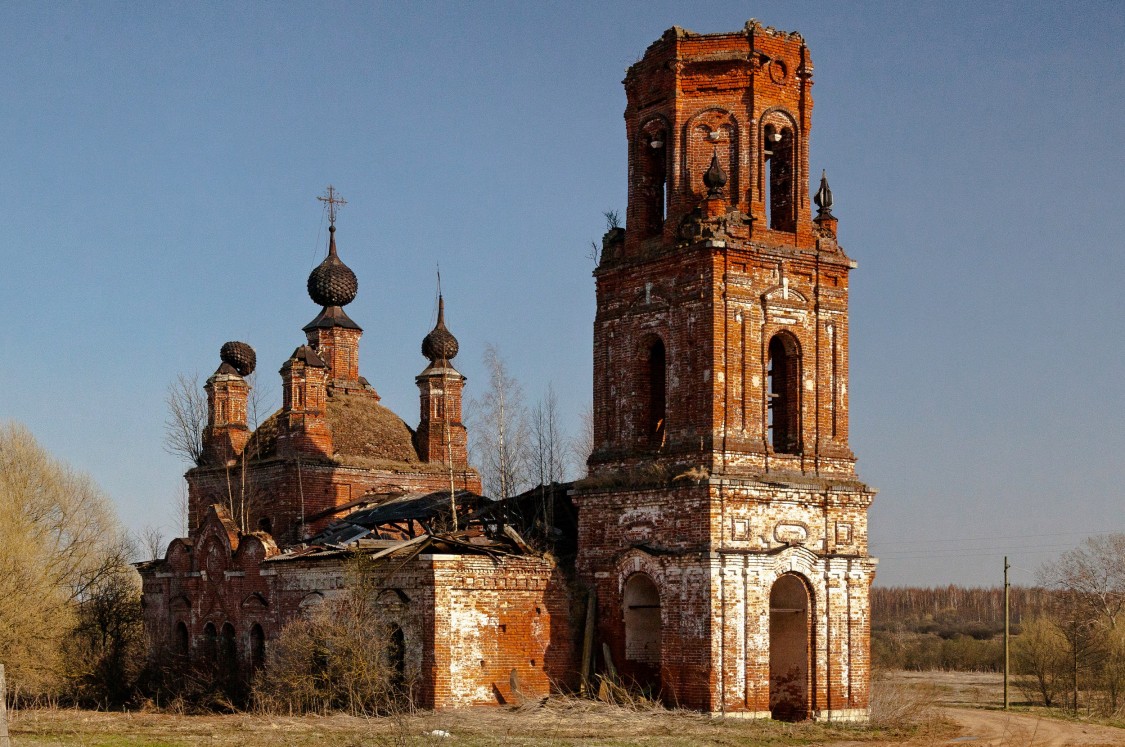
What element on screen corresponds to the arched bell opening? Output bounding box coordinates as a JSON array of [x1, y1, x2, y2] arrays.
[[764, 121, 796, 232], [635, 119, 669, 239], [638, 335, 667, 447], [769, 573, 813, 721], [767, 332, 801, 454]]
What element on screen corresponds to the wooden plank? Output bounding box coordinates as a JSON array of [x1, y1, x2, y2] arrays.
[[579, 588, 597, 695]]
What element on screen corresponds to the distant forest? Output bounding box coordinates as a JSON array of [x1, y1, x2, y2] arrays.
[[871, 585, 1053, 673], [873, 585, 1052, 636]]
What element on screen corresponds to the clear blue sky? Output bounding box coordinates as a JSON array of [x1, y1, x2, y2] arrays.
[[1, 2, 1122, 587]]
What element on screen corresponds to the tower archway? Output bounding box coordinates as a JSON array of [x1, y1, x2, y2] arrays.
[[623, 572, 661, 691], [769, 573, 812, 720]]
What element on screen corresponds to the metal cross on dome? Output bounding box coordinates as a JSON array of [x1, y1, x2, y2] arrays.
[[317, 185, 347, 228]]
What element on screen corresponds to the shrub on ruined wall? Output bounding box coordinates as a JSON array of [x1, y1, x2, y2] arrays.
[[253, 555, 409, 716]]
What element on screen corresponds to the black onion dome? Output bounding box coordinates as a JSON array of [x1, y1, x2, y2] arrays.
[[307, 226, 358, 307], [421, 296, 459, 363], [220, 341, 256, 376]]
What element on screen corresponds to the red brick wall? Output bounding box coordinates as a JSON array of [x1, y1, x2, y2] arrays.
[[140, 512, 576, 711], [187, 458, 481, 545], [579, 22, 876, 720]]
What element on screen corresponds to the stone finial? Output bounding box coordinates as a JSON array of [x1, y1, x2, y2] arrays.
[[814, 170, 834, 219], [703, 149, 728, 198]]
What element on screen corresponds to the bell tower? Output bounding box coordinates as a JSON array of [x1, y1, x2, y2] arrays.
[[575, 22, 876, 721]]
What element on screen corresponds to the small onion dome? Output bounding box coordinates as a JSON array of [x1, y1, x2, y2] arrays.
[[814, 170, 834, 218], [307, 226, 358, 307], [219, 341, 256, 376], [421, 296, 459, 363], [703, 149, 728, 197]]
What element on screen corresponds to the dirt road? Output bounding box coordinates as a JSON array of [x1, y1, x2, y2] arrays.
[[939, 707, 1125, 746]]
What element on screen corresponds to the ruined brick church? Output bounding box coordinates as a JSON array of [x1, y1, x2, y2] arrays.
[[139, 21, 875, 721]]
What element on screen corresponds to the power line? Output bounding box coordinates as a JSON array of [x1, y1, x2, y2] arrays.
[[872, 527, 1124, 548]]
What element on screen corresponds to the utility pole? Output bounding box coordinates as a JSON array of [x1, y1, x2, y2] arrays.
[[1004, 556, 1010, 710]]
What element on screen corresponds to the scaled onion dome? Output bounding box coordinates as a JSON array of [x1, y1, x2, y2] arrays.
[[421, 296, 459, 363], [307, 225, 358, 307], [220, 341, 257, 376]]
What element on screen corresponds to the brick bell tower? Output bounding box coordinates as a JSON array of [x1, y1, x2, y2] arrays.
[[574, 22, 876, 721]]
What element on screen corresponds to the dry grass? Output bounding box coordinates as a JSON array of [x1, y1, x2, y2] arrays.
[[7, 691, 948, 747], [868, 673, 940, 727], [326, 393, 421, 465]]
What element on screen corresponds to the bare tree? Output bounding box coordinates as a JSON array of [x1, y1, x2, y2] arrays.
[[1041, 534, 1125, 628], [529, 384, 568, 532], [530, 384, 567, 488], [468, 344, 530, 499], [0, 421, 132, 696], [64, 564, 144, 708], [1012, 616, 1068, 707], [163, 373, 206, 465], [137, 524, 166, 562], [1040, 533, 1125, 712], [571, 403, 595, 478]]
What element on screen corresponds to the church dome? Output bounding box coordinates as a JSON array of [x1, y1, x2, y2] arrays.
[[307, 226, 358, 307], [219, 341, 256, 376], [421, 296, 459, 363]]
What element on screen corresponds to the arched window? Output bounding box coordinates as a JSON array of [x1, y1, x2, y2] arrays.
[[219, 622, 237, 673], [201, 622, 218, 664], [769, 574, 812, 721], [767, 333, 801, 454], [249, 624, 265, 671], [641, 337, 667, 446], [174, 621, 190, 659], [764, 123, 795, 232]]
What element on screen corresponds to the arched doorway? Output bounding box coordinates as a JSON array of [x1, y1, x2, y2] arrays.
[[769, 574, 811, 721], [623, 573, 661, 691]]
